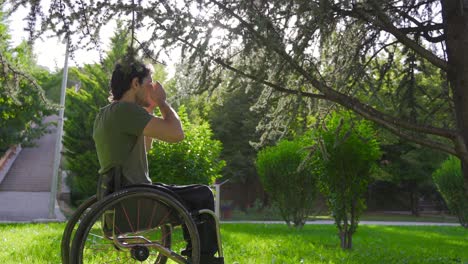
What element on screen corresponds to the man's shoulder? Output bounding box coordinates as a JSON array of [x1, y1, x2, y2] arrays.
[[98, 101, 145, 115], [111, 101, 146, 113], [101, 102, 151, 128]]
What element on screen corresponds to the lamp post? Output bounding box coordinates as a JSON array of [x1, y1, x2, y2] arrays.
[[48, 36, 70, 219]]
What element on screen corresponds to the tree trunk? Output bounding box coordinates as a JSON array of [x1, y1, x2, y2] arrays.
[[346, 231, 353, 249], [348, 200, 356, 249], [339, 230, 347, 249], [409, 186, 420, 216], [443, 0, 468, 196], [339, 230, 353, 249]]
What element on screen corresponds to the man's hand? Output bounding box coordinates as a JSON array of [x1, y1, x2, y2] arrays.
[[143, 81, 184, 142], [145, 81, 166, 113], [150, 81, 167, 107]]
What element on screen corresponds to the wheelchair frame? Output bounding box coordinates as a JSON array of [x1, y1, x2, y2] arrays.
[[61, 185, 223, 264]]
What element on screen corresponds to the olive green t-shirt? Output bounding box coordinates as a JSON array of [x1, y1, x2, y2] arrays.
[[93, 101, 152, 184]]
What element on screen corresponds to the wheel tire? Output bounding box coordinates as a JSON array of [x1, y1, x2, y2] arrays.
[[61, 195, 98, 264], [70, 187, 200, 264]]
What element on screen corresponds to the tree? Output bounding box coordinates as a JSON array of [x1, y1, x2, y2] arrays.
[[63, 65, 108, 203], [10, 0, 468, 203], [256, 135, 318, 228], [380, 142, 446, 216], [208, 86, 264, 209], [35, 69, 62, 103], [208, 80, 262, 183], [315, 111, 381, 249], [0, 12, 55, 154], [372, 49, 450, 215]]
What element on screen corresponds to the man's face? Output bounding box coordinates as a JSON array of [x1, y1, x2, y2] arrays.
[[135, 75, 153, 107]]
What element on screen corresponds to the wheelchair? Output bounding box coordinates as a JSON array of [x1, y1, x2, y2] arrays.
[[61, 182, 224, 264]]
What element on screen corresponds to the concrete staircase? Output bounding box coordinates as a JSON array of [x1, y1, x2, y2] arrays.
[[0, 116, 65, 222]]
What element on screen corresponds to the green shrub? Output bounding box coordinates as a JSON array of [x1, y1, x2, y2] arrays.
[[148, 106, 225, 185], [256, 136, 318, 228], [432, 156, 468, 228], [315, 111, 381, 249]]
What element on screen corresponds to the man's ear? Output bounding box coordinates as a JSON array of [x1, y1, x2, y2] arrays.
[[131, 77, 140, 90]]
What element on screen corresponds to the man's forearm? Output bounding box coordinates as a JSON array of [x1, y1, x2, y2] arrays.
[[144, 83, 184, 142], [158, 101, 184, 140], [158, 101, 180, 122]]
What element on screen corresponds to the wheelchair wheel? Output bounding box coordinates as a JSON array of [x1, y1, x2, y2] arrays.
[[61, 195, 98, 264], [70, 187, 200, 264]]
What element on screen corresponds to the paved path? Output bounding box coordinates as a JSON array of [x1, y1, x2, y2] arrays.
[[222, 220, 460, 226], [0, 116, 65, 222]]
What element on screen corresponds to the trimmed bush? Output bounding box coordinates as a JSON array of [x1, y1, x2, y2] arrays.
[[432, 156, 468, 228], [256, 136, 318, 228], [315, 111, 381, 249]]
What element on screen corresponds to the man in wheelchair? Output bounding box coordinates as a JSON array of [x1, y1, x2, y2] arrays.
[[92, 59, 224, 264]]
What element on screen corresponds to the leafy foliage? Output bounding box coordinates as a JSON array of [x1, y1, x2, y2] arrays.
[[9, 0, 468, 203], [34, 69, 62, 103], [315, 111, 381, 249], [63, 65, 108, 203], [148, 106, 225, 185], [378, 140, 447, 215], [432, 157, 468, 228], [208, 83, 262, 183], [366, 51, 453, 215], [256, 136, 318, 228], [0, 14, 55, 153]]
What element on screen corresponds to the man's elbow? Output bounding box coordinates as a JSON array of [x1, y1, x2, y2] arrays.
[[175, 130, 185, 142], [169, 130, 184, 143]]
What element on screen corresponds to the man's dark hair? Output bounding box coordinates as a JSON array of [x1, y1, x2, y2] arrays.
[[110, 61, 151, 100]]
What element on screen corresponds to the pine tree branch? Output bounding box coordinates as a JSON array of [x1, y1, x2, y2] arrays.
[[210, 1, 455, 135], [354, 1, 448, 71], [398, 24, 444, 34], [394, 8, 446, 43], [207, 0, 459, 156], [212, 58, 327, 100], [326, 89, 458, 156]]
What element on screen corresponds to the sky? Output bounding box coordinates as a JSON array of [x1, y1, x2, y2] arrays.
[[6, 7, 106, 71], [5, 3, 176, 76]]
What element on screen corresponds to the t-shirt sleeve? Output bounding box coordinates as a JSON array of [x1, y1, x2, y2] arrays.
[[114, 102, 152, 136]]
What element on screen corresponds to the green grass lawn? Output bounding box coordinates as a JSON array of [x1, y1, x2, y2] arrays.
[[0, 222, 466, 263]]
